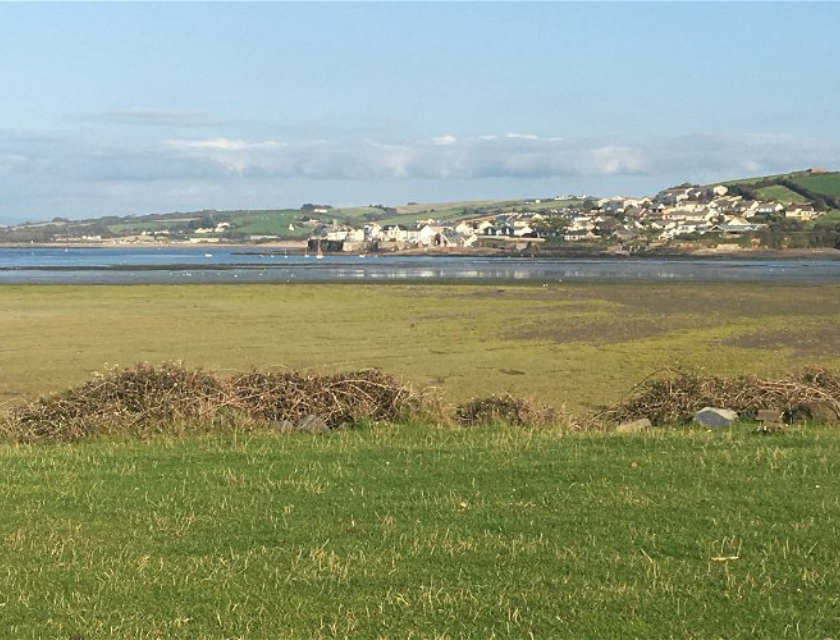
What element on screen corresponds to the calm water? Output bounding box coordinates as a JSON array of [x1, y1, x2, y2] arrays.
[[1, 247, 839, 284]]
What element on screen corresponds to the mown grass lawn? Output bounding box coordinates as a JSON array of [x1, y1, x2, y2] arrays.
[[2, 424, 839, 637]]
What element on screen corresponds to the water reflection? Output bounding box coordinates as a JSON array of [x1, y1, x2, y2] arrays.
[[0, 247, 838, 284]]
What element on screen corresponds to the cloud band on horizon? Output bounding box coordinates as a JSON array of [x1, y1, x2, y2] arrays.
[[1, 128, 838, 222]]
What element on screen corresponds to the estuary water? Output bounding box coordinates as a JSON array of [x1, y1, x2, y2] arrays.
[[1, 246, 839, 284]]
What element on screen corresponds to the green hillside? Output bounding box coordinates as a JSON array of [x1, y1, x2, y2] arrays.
[[724, 170, 840, 207], [3, 168, 836, 244], [753, 185, 804, 203], [790, 172, 840, 198], [228, 209, 303, 236]]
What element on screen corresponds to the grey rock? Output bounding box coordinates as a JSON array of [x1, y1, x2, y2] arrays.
[[616, 418, 652, 433], [295, 414, 329, 433], [693, 407, 738, 429], [756, 409, 783, 425], [271, 419, 296, 433], [802, 402, 840, 425]]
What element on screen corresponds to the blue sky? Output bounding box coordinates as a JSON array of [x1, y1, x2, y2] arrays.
[[1, 2, 839, 224]]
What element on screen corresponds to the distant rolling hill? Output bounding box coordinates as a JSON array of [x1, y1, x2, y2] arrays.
[[723, 169, 840, 208], [3, 169, 837, 244]]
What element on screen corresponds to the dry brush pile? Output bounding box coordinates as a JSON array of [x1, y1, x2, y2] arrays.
[[1, 363, 427, 442], [4, 363, 838, 443], [454, 394, 557, 428], [601, 367, 840, 426]]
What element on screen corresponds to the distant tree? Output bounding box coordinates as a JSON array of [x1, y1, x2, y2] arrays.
[[595, 218, 618, 236], [187, 215, 214, 230], [532, 217, 569, 239], [301, 203, 333, 213], [728, 184, 757, 200]]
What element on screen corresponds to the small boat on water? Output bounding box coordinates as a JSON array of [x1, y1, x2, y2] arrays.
[[204, 253, 213, 258]]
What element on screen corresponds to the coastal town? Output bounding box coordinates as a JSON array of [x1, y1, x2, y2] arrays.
[[2, 169, 838, 252], [304, 182, 828, 254]]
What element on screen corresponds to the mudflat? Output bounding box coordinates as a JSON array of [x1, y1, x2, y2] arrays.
[[3, 281, 839, 411]]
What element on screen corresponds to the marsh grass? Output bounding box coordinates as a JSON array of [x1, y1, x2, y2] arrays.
[[2, 424, 840, 637], [2, 282, 840, 413]]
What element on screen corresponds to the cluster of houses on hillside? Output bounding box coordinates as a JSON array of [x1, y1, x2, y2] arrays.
[[308, 185, 826, 252], [311, 216, 543, 253]]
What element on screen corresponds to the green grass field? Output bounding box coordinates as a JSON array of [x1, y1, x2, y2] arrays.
[[3, 282, 840, 413], [2, 424, 840, 637], [107, 219, 192, 234], [230, 210, 305, 236], [754, 185, 804, 203], [789, 173, 840, 198]]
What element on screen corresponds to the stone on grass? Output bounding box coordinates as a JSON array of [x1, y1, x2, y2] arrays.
[[693, 407, 738, 429], [616, 418, 652, 433], [271, 419, 296, 433], [802, 401, 840, 425], [756, 409, 783, 425], [755, 409, 784, 434], [295, 414, 329, 433]]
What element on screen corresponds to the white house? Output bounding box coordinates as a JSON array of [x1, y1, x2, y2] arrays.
[[454, 221, 474, 236], [417, 224, 449, 246], [513, 225, 537, 237], [755, 202, 784, 215], [345, 229, 365, 242], [710, 216, 767, 234], [564, 229, 599, 242], [378, 225, 410, 242], [655, 187, 692, 206], [365, 223, 382, 241], [784, 203, 819, 221]]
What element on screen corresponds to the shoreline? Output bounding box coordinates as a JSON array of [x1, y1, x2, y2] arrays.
[[1, 241, 838, 261]]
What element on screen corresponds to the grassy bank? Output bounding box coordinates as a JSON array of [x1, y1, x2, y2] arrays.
[[2, 424, 839, 637], [2, 282, 840, 412]]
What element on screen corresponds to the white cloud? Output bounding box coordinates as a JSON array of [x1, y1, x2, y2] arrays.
[[4, 129, 839, 185], [2, 127, 839, 222], [166, 137, 285, 151], [163, 137, 290, 175], [432, 135, 458, 146], [588, 145, 645, 175]]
